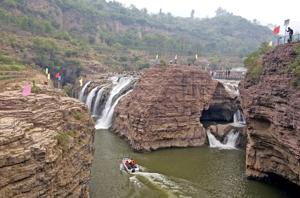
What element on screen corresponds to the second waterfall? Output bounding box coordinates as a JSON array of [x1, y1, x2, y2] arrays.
[[79, 76, 136, 130]]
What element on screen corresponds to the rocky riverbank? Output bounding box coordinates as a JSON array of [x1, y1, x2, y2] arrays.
[[0, 73, 95, 197], [240, 42, 300, 186]]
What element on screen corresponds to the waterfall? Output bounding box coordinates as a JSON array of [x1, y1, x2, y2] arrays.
[[95, 90, 132, 129], [217, 80, 240, 96], [92, 87, 105, 116], [224, 83, 240, 96], [224, 131, 240, 148], [95, 77, 133, 129], [207, 130, 239, 150], [79, 81, 91, 102], [232, 109, 246, 127], [86, 87, 99, 111]]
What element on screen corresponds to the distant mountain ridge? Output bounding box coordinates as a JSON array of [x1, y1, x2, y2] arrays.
[[0, 0, 271, 81]]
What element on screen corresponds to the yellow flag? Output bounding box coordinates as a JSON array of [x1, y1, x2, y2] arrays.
[[79, 78, 83, 87], [47, 73, 50, 80], [269, 41, 273, 47]]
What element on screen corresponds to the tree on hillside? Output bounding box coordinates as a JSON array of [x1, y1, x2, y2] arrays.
[[190, 10, 195, 19], [215, 7, 230, 16]]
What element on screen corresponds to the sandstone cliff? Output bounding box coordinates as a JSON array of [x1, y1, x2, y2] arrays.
[[240, 43, 300, 186], [0, 74, 95, 197], [112, 66, 238, 151]]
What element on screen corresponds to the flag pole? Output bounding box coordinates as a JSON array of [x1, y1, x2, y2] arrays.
[[284, 19, 290, 44]]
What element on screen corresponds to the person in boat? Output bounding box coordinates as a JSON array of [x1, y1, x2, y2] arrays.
[[125, 160, 131, 169], [130, 160, 136, 168]]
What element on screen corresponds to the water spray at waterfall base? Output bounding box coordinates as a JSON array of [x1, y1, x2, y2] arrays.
[[207, 130, 239, 150]]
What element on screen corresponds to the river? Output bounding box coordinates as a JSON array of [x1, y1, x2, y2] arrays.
[[90, 130, 295, 198]]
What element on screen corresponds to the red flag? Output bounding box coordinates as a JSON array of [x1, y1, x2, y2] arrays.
[[55, 72, 60, 79], [273, 26, 280, 35]]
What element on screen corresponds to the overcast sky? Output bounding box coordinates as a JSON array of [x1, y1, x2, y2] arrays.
[[112, 0, 300, 32]]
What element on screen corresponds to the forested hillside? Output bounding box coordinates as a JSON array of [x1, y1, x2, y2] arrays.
[[0, 0, 271, 84]]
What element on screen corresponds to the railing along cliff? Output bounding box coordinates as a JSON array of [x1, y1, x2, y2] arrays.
[[276, 34, 300, 45]]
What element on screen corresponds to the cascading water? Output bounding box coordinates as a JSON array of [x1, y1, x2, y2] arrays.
[[85, 86, 99, 111], [79, 81, 91, 102], [232, 109, 246, 127], [95, 77, 133, 129], [217, 80, 240, 96], [95, 90, 133, 129], [207, 130, 239, 149], [92, 86, 106, 116]]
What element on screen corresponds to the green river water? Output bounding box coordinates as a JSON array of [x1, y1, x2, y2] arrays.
[[90, 130, 296, 198]]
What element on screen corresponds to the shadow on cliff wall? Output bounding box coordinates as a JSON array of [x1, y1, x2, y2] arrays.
[[249, 173, 300, 198]]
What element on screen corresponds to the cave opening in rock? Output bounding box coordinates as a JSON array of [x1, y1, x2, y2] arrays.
[[200, 103, 236, 125], [259, 172, 300, 196], [250, 117, 271, 130]]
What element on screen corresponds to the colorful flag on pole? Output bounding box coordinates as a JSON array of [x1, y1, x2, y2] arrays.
[[284, 19, 290, 27], [269, 41, 273, 47], [273, 26, 280, 35], [22, 84, 31, 97], [79, 78, 83, 87], [55, 72, 60, 79]]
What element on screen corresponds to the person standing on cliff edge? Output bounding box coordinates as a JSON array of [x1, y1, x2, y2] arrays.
[[286, 27, 294, 43]]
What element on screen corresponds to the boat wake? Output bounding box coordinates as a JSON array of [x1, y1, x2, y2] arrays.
[[128, 171, 201, 198]]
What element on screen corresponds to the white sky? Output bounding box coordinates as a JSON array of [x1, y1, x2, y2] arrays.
[[111, 0, 300, 32]]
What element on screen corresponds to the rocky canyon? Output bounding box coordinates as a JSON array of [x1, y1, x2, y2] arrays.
[[0, 72, 95, 197], [240, 42, 300, 186]]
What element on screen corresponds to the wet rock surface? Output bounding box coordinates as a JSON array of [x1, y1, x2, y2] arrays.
[[240, 43, 300, 186], [0, 85, 95, 197], [112, 66, 238, 151]]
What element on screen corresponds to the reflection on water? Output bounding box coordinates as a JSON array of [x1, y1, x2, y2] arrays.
[[90, 130, 293, 198]]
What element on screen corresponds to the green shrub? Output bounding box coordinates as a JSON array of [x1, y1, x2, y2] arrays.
[[31, 80, 42, 93], [0, 54, 14, 64], [55, 130, 79, 151], [33, 37, 58, 53], [55, 131, 70, 151], [289, 45, 300, 87], [160, 59, 167, 68], [0, 54, 25, 71], [2, 0, 18, 8], [73, 111, 82, 120], [244, 42, 272, 79]]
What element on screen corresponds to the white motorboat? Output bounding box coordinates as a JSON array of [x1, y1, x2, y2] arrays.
[[121, 158, 140, 173]]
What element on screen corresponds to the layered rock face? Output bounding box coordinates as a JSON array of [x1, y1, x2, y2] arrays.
[[200, 82, 239, 122], [0, 86, 95, 196], [112, 66, 237, 151], [240, 43, 300, 185]]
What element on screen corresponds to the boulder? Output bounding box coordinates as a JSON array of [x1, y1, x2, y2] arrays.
[[112, 66, 238, 151]]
